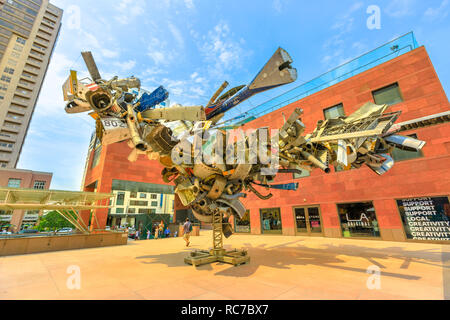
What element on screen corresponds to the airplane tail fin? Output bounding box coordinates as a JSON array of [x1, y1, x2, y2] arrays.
[[249, 47, 297, 91]]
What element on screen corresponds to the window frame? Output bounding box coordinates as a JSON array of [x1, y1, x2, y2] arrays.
[[372, 82, 404, 106], [7, 178, 21, 188], [323, 103, 345, 120]]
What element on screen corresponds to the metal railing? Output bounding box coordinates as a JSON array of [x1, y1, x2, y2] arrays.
[[223, 32, 419, 126]]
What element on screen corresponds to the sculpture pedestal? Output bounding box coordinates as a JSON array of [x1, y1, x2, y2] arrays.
[[184, 208, 250, 267]]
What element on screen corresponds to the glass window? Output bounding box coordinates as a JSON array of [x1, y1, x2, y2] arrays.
[[116, 208, 124, 214], [8, 178, 21, 188], [139, 208, 155, 214], [128, 208, 135, 213], [116, 192, 125, 206], [324, 103, 345, 120], [260, 208, 282, 234], [391, 133, 423, 162], [140, 193, 146, 198], [397, 197, 450, 241], [129, 200, 148, 206], [151, 201, 158, 207], [235, 210, 251, 233], [338, 202, 380, 238], [91, 145, 101, 168], [33, 180, 45, 189], [16, 37, 26, 44], [293, 170, 310, 179], [130, 192, 137, 198], [373, 83, 403, 106], [1, 75, 11, 83], [151, 194, 157, 199]]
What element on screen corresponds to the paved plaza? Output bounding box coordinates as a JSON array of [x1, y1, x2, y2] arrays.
[[0, 231, 449, 300]]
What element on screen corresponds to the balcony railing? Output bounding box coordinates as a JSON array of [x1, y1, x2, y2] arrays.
[[12, 96, 30, 107], [6, 115, 23, 124], [39, 24, 53, 34], [24, 64, 40, 75], [9, 105, 26, 115]]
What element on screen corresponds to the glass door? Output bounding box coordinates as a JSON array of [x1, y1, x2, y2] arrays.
[[294, 208, 308, 233], [308, 207, 322, 234], [294, 206, 323, 236]]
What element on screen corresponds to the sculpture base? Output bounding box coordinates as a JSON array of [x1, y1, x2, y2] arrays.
[[184, 249, 250, 267]]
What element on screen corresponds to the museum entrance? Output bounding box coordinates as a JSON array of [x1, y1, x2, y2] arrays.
[[293, 206, 323, 236]]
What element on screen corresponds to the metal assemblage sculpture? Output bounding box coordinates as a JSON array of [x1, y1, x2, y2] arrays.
[[63, 48, 430, 266]]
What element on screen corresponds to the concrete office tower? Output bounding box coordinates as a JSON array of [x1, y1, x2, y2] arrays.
[[0, 0, 62, 168]]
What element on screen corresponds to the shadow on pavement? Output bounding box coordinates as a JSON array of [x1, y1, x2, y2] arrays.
[[135, 238, 448, 281]]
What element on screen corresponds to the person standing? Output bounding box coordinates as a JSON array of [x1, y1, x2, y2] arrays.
[[154, 224, 159, 239], [135, 229, 140, 241], [164, 227, 170, 238], [159, 224, 164, 238], [147, 229, 150, 240], [182, 218, 192, 247]]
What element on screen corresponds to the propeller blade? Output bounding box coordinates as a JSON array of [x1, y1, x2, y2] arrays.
[[81, 51, 102, 82]]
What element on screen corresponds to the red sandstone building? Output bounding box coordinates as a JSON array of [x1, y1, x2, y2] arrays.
[[80, 134, 174, 229], [84, 33, 450, 243], [0, 168, 52, 231], [231, 35, 450, 243]]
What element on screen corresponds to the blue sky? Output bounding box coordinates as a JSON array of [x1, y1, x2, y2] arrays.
[[17, 0, 450, 191]]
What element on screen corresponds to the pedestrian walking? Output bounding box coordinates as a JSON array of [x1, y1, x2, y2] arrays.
[[135, 230, 140, 241], [154, 224, 159, 239], [182, 218, 192, 247]]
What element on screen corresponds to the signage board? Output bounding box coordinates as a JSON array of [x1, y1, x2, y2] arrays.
[[397, 196, 450, 241]]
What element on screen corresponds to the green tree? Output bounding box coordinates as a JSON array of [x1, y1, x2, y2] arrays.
[[37, 211, 77, 232]]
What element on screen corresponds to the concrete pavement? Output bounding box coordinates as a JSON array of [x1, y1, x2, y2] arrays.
[[0, 231, 449, 300]]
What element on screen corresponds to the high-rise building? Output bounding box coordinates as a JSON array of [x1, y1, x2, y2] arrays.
[[0, 0, 63, 168]]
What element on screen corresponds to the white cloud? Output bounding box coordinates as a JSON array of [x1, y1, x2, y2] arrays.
[[424, 0, 449, 20], [273, 0, 282, 13], [101, 48, 120, 58], [199, 21, 248, 77], [114, 59, 137, 72], [184, 0, 194, 9], [331, 1, 363, 33], [33, 52, 73, 115], [115, 0, 146, 24], [147, 37, 174, 66], [168, 22, 185, 48], [321, 2, 364, 68], [385, 0, 416, 18]]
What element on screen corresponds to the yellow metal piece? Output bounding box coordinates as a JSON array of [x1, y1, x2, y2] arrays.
[[89, 112, 100, 120], [0, 188, 112, 211], [344, 146, 353, 171], [184, 208, 250, 267], [62, 70, 78, 101], [126, 104, 146, 149]]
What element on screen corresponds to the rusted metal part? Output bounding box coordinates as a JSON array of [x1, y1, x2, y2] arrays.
[[247, 183, 273, 200]]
